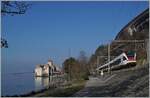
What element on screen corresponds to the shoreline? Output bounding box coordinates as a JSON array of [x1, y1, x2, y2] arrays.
[[2, 85, 56, 97], [2, 74, 67, 97], [2, 80, 86, 97]]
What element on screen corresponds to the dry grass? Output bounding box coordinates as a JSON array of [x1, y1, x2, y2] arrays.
[[31, 80, 86, 97]]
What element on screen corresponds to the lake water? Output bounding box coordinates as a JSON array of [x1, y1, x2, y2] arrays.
[[1, 73, 59, 96]]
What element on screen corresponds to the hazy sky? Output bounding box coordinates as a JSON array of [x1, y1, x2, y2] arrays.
[[1, 1, 148, 73]]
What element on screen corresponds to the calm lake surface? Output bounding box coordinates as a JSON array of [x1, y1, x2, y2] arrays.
[[1, 73, 55, 96]]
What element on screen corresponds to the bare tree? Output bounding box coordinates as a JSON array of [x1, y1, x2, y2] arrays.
[[1, 38, 8, 48], [63, 57, 80, 80], [78, 50, 89, 80], [78, 50, 88, 65], [1, 1, 30, 48], [1, 1, 30, 15]]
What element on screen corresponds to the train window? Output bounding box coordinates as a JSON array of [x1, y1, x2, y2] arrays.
[[111, 59, 121, 65], [123, 56, 127, 60]]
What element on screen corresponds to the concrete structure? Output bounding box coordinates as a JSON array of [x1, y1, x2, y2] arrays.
[[35, 65, 43, 77], [115, 8, 149, 40], [34, 59, 60, 77]]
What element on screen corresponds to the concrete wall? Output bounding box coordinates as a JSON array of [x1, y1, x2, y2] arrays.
[[35, 67, 43, 76]]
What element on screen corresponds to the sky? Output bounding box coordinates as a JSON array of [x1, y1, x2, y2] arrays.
[[1, 1, 149, 73]]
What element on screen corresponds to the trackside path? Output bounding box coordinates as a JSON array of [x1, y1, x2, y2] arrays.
[[73, 64, 149, 97]]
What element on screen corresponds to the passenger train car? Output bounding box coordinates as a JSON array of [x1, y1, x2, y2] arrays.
[[96, 51, 136, 74]]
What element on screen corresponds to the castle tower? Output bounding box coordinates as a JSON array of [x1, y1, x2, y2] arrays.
[[47, 59, 54, 75], [47, 59, 53, 66]]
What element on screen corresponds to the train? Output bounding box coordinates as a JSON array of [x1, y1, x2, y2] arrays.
[[96, 51, 136, 75]]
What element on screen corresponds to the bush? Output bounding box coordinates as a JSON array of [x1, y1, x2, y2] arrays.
[[82, 73, 89, 80]]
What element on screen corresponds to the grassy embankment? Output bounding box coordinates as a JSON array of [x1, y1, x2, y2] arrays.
[[30, 79, 86, 97]]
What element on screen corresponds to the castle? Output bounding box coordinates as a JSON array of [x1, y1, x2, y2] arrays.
[[34, 59, 61, 77]]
